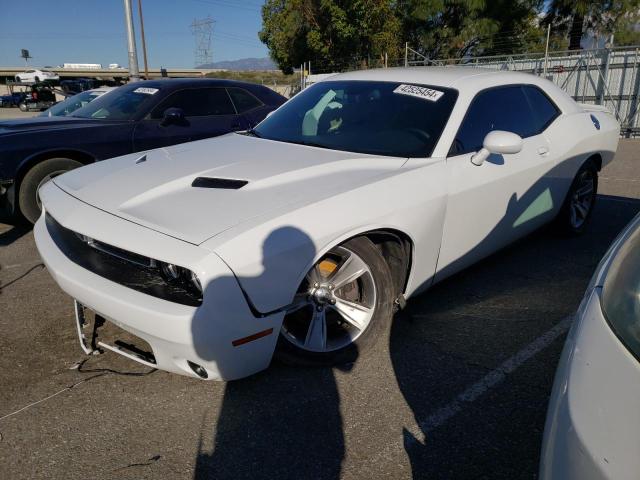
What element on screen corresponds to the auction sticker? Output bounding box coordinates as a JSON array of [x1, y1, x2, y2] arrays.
[[393, 84, 444, 102], [134, 87, 159, 95]]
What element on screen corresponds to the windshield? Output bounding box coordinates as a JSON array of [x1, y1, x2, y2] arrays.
[[253, 80, 458, 157], [71, 87, 158, 120], [40, 90, 104, 117]]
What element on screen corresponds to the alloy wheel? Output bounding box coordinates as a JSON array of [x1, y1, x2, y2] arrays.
[[569, 170, 595, 229], [281, 246, 377, 353]]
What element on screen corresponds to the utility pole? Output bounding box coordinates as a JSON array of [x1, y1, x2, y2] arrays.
[[405, 42, 408, 67], [123, 0, 140, 81], [137, 0, 149, 79], [543, 24, 551, 77]]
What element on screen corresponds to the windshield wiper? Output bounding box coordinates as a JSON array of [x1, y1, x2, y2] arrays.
[[242, 128, 262, 138]]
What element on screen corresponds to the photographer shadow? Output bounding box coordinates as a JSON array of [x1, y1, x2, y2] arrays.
[[192, 226, 349, 480]]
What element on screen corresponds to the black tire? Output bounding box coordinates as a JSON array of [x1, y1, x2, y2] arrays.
[[276, 236, 395, 367], [18, 158, 83, 224], [555, 159, 598, 235]]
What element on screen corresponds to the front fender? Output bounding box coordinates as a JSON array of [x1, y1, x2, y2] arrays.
[[207, 158, 448, 313]]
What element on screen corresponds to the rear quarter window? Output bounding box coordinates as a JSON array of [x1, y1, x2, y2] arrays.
[[227, 87, 263, 113], [522, 85, 561, 132]]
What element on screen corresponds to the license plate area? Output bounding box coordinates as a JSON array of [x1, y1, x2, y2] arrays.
[[74, 301, 156, 367]]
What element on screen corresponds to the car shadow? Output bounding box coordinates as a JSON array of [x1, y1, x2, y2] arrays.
[[390, 193, 640, 479], [191, 226, 351, 480]]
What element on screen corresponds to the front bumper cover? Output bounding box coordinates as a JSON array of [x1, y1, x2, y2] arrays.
[[34, 182, 285, 380]]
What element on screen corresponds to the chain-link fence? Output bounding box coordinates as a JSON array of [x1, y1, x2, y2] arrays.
[[306, 45, 640, 137]]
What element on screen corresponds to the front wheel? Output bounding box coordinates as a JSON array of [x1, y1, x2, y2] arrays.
[[555, 160, 598, 235], [276, 237, 395, 366], [18, 158, 83, 223]]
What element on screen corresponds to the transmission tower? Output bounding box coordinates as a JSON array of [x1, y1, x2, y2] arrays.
[[190, 16, 214, 67]]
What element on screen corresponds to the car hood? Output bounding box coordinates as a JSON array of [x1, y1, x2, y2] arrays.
[[0, 116, 118, 135], [53, 133, 406, 245]]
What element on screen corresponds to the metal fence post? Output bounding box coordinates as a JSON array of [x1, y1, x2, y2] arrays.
[[598, 48, 612, 105], [543, 24, 550, 76]]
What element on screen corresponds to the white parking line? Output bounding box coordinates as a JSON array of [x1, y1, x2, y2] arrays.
[[405, 315, 573, 442]]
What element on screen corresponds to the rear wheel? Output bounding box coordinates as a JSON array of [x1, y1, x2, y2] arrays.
[[18, 102, 27, 112], [18, 158, 83, 223], [277, 237, 395, 366], [556, 160, 598, 235]]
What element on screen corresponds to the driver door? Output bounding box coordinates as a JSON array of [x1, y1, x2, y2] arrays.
[[435, 85, 559, 281], [133, 87, 247, 151]]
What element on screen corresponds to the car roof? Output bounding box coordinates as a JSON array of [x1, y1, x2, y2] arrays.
[[328, 66, 580, 113], [331, 66, 549, 89], [124, 78, 266, 91]]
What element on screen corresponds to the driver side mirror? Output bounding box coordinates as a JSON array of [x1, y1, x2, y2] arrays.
[[471, 130, 523, 166], [160, 107, 186, 127]]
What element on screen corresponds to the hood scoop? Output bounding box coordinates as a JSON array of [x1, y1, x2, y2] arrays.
[[191, 177, 248, 189]]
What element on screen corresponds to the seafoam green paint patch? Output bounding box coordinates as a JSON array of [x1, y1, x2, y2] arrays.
[[513, 188, 554, 228]]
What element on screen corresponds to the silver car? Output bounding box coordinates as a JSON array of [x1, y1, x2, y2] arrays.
[[540, 211, 640, 479]]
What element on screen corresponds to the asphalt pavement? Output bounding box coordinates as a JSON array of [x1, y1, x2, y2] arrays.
[[0, 140, 638, 480]]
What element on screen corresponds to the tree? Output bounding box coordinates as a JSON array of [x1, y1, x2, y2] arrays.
[[259, 0, 401, 74], [396, 0, 545, 60], [545, 0, 640, 50]]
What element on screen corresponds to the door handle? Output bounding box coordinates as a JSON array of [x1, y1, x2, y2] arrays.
[[537, 146, 549, 156]]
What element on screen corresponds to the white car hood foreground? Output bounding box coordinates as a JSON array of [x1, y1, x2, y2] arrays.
[[53, 133, 406, 245]]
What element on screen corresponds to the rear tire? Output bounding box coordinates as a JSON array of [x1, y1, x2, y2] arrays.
[[18, 102, 27, 112], [555, 159, 598, 235], [18, 158, 83, 224], [276, 236, 395, 367]]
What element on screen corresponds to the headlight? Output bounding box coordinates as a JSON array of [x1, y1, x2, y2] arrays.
[[601, 223, 640, 359], [159, 262, 203, 298]]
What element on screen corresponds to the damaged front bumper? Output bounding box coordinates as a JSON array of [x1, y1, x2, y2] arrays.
[[34, 182, 286, 381]]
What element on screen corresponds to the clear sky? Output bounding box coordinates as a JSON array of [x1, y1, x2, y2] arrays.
[[0, 0, 269, 68]]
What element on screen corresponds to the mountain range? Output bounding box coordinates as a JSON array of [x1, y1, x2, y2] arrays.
[[198, 57, 277, 71]]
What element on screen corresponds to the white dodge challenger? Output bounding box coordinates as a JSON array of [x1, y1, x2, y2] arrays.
[[34, 68, 620, 380]]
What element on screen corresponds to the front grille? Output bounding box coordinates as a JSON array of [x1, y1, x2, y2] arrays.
[[46, 213, 202, 307]]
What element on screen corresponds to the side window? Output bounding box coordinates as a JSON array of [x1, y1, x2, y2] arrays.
[[451, 86, 537, 156], [227, 87, 263, 113], [151, 88, 236, 119], [522, 86, 560, 132]]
